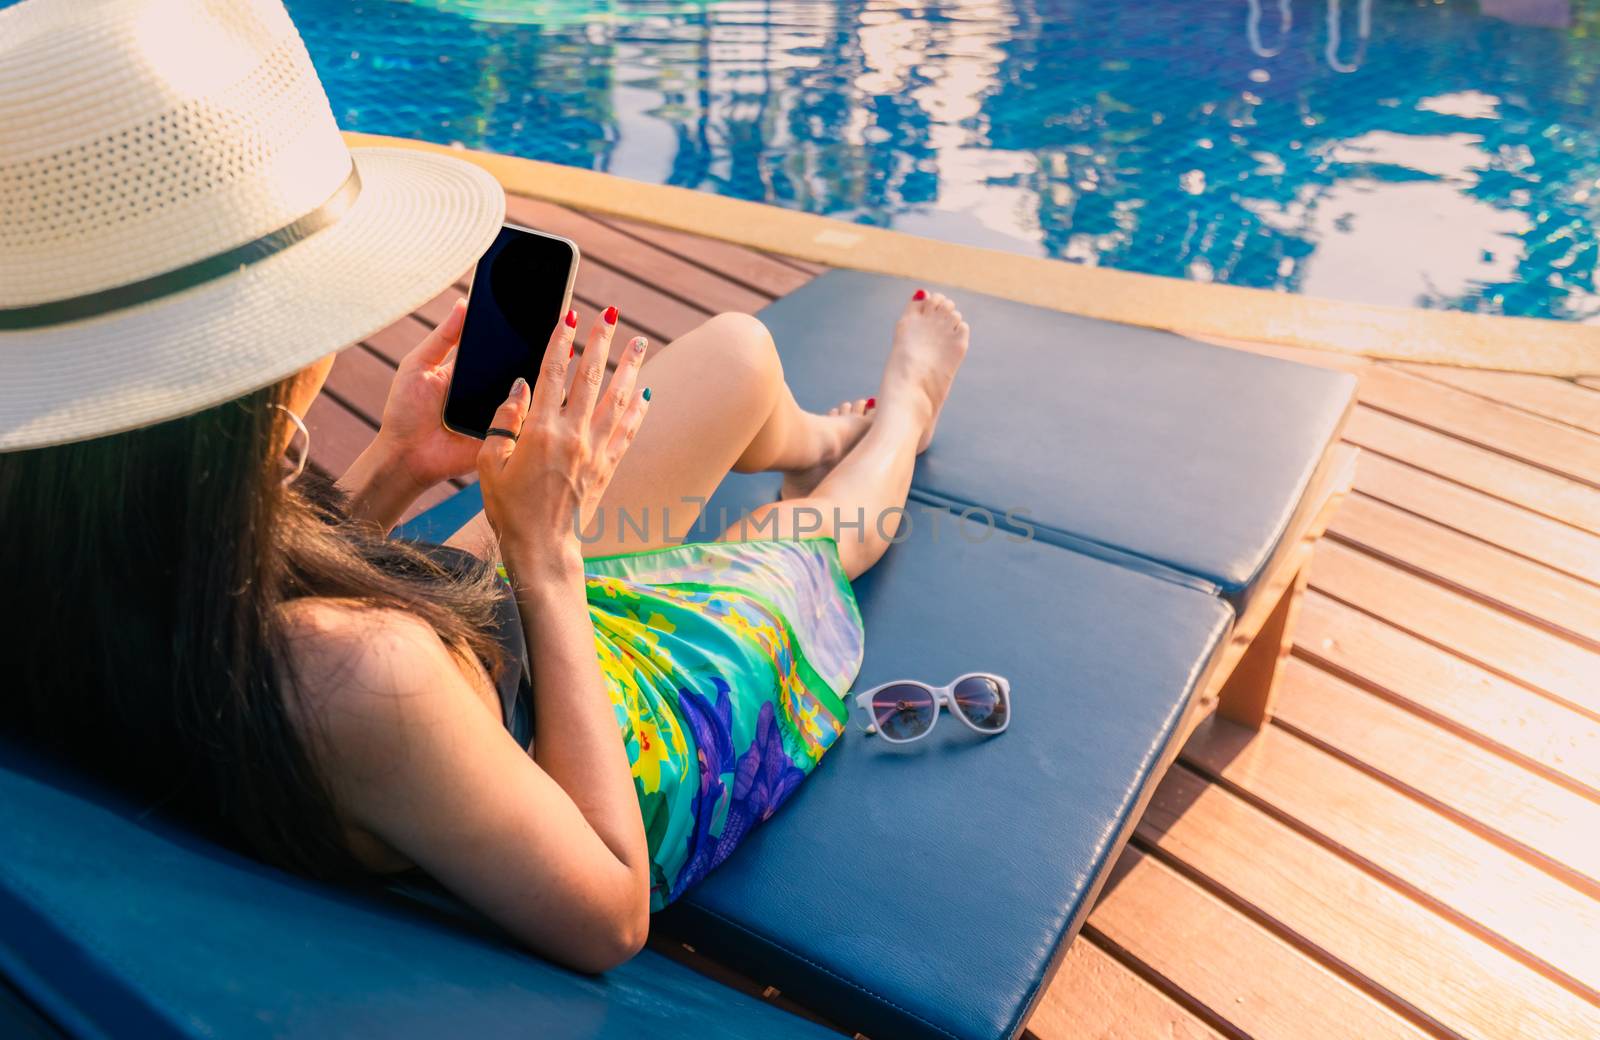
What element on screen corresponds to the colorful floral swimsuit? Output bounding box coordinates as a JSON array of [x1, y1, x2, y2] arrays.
[[484, 538, 865, 910]]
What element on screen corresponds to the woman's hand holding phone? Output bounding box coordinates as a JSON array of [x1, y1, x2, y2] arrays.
[[477, 306, 650, 582], [374, 298, 484, 486], [338, 298, 483, 530]]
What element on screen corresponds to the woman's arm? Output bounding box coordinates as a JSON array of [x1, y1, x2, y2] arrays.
[[509, 546, 649, 881], [283, 602, 650, 972], [472, 305, 655, 957], [337, 437, 428, 533], [482, 308, 654, 893], [336, 300, 482, 533]]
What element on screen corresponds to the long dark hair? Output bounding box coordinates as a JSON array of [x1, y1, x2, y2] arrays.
[[0, 376, 503, 879]]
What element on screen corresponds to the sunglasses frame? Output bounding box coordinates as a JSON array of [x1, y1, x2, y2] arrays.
[[853, 672, 1012, 744]]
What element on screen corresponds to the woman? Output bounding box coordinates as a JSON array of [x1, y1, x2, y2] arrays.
[[0, 0, 966, 972]]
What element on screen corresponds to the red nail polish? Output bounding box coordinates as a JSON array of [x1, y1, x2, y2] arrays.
[[565, 308, 578, 328], [603, 306, 618, 325], [866, 397, 876, 409], [912, 289, 927, 301], [569, 345, 575, 358]]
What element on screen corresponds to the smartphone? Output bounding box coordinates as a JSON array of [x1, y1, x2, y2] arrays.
[[442, 223, 580, 438]]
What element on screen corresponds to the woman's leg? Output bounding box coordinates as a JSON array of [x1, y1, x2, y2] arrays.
[[721, 292, 969, 578], [447, 311, 868, 557], [729, 406, 923, 579]]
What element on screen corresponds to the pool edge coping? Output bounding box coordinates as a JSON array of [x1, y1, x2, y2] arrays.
[[344, 132, 1600, 377]]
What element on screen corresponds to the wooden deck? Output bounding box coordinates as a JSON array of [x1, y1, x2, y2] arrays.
[[305, 194, 1600, 1040]]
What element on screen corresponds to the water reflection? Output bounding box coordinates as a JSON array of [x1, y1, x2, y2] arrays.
[[1324, 0, 1370, 74], [287, 0, 1600, 320]]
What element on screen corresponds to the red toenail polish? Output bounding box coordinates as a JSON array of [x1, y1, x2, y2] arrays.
[[604, 306, 618, 325], [565, 308, 578, 328], [866, 397, 876, 409], [913, 289, 927, 301]]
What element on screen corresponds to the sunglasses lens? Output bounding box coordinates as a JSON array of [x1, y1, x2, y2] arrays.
[[953, 675, 1007, 732], [871, 683, 937, 741]]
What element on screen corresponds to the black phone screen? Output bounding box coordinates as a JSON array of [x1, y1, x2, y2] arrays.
[[444, 224, 577, 438]]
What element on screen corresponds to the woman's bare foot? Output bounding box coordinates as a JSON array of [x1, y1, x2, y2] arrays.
[[778, 407, 872, 499], [826, 397, 876, 419], [878, 290, 969, 452]]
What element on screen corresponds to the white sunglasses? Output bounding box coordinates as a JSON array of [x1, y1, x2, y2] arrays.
[[854, 673, 1012, 744]]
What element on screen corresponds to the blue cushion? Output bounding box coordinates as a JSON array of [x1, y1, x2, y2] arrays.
[[401, 272, 1353, 612], [394, 484, 487, 544], [0, 747, 838, 1040], [664, 477, 1234, 1040], [752, 272, 1355, 609]]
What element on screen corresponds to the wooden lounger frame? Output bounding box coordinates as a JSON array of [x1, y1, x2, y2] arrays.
[[1211, 441, 1360, 730]]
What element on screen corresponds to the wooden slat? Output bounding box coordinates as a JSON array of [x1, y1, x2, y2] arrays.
[[1395, 364, 1600, 437], [1294, 589, 1600, 796], [771, 254, 827, 276], [363, 313, 433, 366], [1027, 939, 1225, 1040], [595, 215, 814, 298], [413, 284, 465, 329], [1352, 452, 1600, 585], [505, 196, 770, 315], [1358, 366, 1600, 488], [1196, 332, 1371, 375], [303, 393, 377, 479], [1085, 848, 1431, 1040], [1328, 494, 1600, 648], [322, 345, 397, 427], [1310, 540, 1600, 720], [1344, 406, 1600, 534], [1274, 656, 1600, 889], [1139, 765, 1600, 1040], [566, 257, 710, 346], [1181, 718, 1600, 1000]]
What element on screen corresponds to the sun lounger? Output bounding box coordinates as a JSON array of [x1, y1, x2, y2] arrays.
[[0, 273, 1355, 1038]]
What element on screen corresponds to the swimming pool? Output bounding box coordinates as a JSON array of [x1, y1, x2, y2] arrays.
[[256, 3, 1600, 320]]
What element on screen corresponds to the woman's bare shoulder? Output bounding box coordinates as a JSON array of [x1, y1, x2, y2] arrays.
[[279, 598, 450, 680], [275, 599, 466, 741], [274, 599, 499, 873]]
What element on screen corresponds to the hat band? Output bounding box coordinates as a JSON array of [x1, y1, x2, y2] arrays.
[[0, 165, 363, 331]]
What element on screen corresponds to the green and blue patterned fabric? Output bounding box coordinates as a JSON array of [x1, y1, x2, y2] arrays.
[[573, 537, 863, 908]]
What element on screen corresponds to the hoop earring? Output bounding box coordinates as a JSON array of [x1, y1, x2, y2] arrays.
[[272, 404, 310, 487]]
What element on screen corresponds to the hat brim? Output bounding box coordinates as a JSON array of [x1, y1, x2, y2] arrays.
[[0, 147, 506, 451]]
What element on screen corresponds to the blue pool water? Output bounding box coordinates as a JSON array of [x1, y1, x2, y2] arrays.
[[78, 1, 1600, 318]]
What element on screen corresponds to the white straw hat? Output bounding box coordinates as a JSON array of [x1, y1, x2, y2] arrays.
[[0, 0, 506, 451]]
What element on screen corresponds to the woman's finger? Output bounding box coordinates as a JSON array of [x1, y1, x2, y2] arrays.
[[529, 307, 580, 420], [564, 306, 619, 423], [605, 384, 651, 467], [412, 298, 467, 366], [592, 335, 648, 446], [476, 377, 531, 478]]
